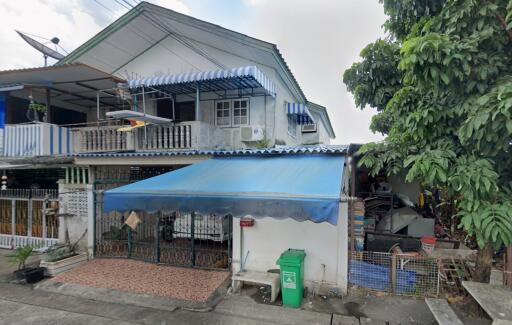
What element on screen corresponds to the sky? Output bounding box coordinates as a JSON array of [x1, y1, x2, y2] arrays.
[[0, 0, 387, 144]]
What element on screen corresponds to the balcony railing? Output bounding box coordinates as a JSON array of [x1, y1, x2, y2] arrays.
[[2, 123, 73, 157], [71, 122, 207, 153], [72, 125, 134, 153], [136, 123, 193, 150]]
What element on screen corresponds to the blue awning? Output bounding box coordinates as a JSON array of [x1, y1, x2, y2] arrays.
[[103, 154, 345, 224], [287, 103, 315, 124], [126, 66, 276, 97]]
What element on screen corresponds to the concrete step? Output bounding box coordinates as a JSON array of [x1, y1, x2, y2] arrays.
[[425, 298, 464, 325]]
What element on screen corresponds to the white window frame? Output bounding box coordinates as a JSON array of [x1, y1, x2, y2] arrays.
[[215, 100, 231, 127], [287, 115, 298, 138], [214, 98, 250, 127]]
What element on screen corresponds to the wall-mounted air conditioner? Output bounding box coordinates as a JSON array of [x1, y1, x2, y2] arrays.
[[301, 123, 317, 133], [240, 126, 264, 142]]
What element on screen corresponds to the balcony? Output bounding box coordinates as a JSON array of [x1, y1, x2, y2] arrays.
[[1, 121, 242, 157], [2, 123, 73, 157], [71, 121, 224, 154]]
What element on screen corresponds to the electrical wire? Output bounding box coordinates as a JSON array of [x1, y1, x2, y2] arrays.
[[93, 0, 203, 73], [119, 0, 228, 70]]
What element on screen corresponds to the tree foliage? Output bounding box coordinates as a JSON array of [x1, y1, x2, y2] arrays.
[[344, 0, 512, 249]]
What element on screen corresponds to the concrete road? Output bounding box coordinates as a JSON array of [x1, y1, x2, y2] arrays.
[[0, 282, 341, 325]]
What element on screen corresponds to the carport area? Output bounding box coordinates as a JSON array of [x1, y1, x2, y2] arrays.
[[53, 258, 229, 301]]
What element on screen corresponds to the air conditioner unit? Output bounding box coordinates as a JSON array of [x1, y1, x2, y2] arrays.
[[240, 126, 264, 142], [301, 123, 317, 133]]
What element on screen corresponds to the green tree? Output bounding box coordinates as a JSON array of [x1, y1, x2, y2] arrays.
[[344, 0, 512, 282]]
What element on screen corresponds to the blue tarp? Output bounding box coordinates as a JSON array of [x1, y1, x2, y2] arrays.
[[349, 260, 417, 294], [103, 154, 345, 224]]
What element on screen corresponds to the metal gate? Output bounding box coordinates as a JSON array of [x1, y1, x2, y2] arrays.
[[0, 189, 59, 249], [94, 182, 232, 269]]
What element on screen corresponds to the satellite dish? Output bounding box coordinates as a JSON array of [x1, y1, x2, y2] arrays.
[[16, 30, 66, 66]]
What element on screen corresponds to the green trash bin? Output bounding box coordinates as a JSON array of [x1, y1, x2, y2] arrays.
[[276, 249, 306, 308]]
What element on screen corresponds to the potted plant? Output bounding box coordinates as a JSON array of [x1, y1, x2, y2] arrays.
[[27, 101, 47, 122], [40, 232, 88, 276], [7, 246, 46, 283]]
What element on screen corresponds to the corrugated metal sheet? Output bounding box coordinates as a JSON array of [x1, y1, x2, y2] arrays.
[[127, 66, 276, 97], [3, 123, 73, 157], [73, 145, 348, 158]]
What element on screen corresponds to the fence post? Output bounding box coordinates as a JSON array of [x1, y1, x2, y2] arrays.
[[11, 200, 15, 246], [127, 227, 133, 258], [191, 211, 196, 267], [27, 199, 33, 237], [154, 214, 160, 263], [42, 198, 47, 239], [390, 254, 397, 294]]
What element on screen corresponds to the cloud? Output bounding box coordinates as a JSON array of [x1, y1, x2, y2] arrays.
[[241, 0, 387, 144], [0, 0, 106, 69], [243, 0, 270, 6], [150, 0, 191, 14]]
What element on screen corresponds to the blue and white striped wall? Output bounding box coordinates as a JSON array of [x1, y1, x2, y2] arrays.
[[3, 123, 73, 157]]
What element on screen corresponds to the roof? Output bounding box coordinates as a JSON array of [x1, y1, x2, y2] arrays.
[[307, 101, 336, 139], [73, 145, 349, 158], [104, 154, 346, 224], [58, 1, 307, 103], [0, 63, 125, 110]]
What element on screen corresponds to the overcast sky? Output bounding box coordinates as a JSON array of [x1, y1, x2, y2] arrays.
[[0, 0, 387, 144]]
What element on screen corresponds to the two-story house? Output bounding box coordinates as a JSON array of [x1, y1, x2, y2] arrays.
[[0, 2, 336, 256]]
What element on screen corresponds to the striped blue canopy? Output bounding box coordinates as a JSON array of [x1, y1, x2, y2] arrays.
[[126, 66, 276, 97], [287, 103, 315, 124]]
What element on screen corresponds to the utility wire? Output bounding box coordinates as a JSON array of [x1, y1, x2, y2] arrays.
[[93, 0, 203, 74], [119, 0, 228, 70]]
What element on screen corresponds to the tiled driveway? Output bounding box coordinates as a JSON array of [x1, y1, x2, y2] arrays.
[[54, 258, 229, 301]]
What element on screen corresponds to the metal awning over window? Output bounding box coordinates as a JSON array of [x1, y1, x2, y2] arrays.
[[126, 66, 276, 97], [286, 103, 315, 124], [103, 154, 345, 225]]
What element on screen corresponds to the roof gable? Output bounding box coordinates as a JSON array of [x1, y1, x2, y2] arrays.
[[60, 1, 307, 102]]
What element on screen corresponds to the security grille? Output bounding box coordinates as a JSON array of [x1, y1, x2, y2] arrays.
[[94, 181, 232, 270]]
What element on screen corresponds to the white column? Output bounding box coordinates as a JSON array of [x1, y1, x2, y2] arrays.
[[337, 201, 349, 294], [87, 184, 94, 257]]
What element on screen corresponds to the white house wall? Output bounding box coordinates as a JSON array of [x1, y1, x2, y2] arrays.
[[232, 211, 348, 294], [71, 9, 330, 146]]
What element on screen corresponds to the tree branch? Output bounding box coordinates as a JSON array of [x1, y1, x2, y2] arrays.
[[496, 13, 512, 43]]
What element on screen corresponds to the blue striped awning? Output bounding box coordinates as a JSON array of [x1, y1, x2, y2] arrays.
[[287, 103, 315, 124], [126, 66, 276, 97]]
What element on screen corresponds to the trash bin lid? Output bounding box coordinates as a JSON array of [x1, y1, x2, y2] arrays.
[[277, 249, 306, 266]]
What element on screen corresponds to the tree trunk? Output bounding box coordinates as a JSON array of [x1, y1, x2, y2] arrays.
[[473, 242, 493, 283]]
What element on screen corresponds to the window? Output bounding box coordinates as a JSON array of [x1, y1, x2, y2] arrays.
[[232, 99, 249, 126], [215, 100, 231, 126], [215, 98, 250, 127], [288, 115, 297, 137]]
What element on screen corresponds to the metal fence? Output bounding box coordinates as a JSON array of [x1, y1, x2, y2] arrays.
[[94, 182, 232, 270], [0, 189, 59, 249], [349, 251, 439, 298]]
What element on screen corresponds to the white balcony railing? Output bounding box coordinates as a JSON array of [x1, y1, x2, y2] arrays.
[[136, 123, 194, 150], [72, 125, 134, 153]]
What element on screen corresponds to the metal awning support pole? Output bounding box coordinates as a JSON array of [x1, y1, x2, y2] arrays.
[[96, 92, 100, 127], [142, 86, 147, 146], [195, 83, 200, 121], [171, 94, 176, 122]]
